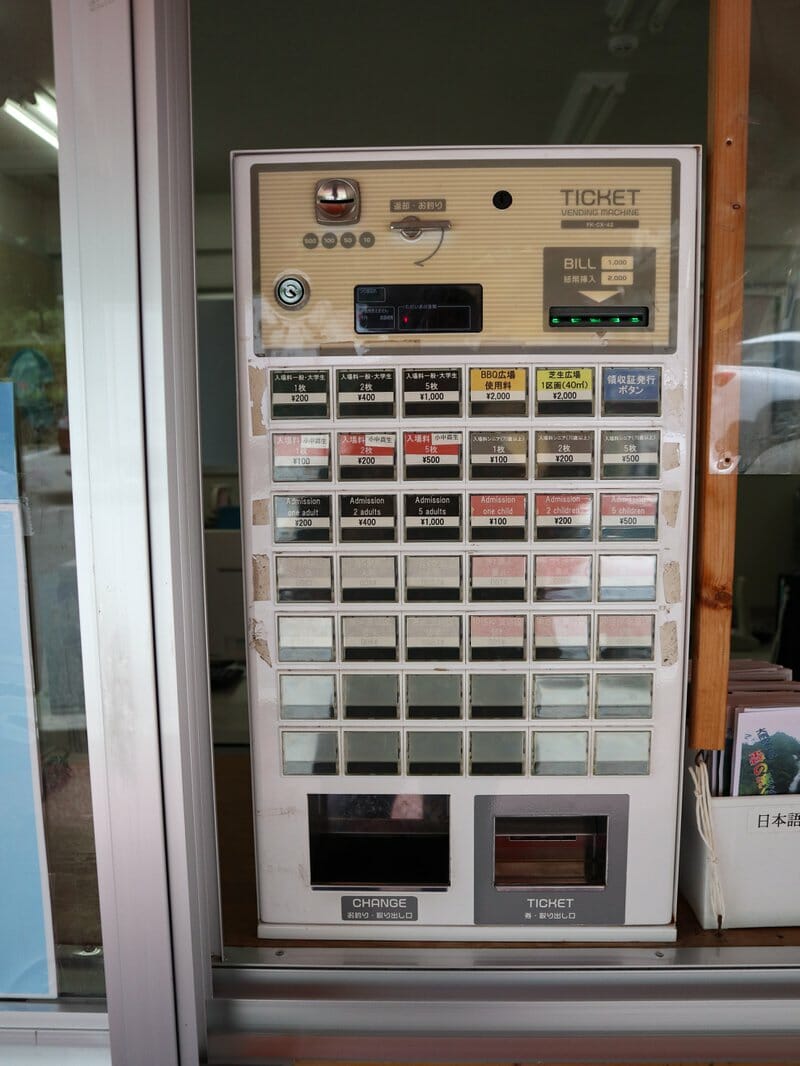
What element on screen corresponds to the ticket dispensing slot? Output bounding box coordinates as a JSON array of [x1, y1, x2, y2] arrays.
[[235, 146, 699, 941]]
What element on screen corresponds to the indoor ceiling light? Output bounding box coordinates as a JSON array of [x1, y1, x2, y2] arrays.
[[1, 91, 58, 149]]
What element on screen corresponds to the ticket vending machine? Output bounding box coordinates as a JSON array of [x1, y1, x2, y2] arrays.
[[231, 146, 700, 941]]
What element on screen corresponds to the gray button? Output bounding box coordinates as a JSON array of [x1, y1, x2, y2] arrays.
[[322, 233, 338, 249], [303, 232, 319, 249], [340, 232, 356, 248], [359, 231, 375, 248]]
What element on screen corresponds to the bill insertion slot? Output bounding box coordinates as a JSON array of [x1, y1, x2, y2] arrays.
[[548, 307, 649, 328]]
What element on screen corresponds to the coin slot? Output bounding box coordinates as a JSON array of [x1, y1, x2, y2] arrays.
[[493, 815, 608, 887]]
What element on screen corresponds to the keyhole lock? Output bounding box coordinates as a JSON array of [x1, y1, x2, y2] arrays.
[[275, 275, 309, 310]]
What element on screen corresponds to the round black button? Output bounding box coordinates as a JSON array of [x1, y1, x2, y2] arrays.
[[492, 190, 513, 210]]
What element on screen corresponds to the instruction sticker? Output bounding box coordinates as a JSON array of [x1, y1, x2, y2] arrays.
[[405, 555, 462, 602], [339, 493, 397, 543], [535, 368, 594, 416], [338, 432, 397, 480], [271, 369, 329, 419], [533, 555, 592, 602], [469, 493, 527, 541], [535, 430, 594, 479], [403, 368, 461, 417], [404, 493, 462, 542], [405, 615, 462, 661], [597, 614, 655, 661], [342, 615, 398, 662], [470, 555, 527, 602], [469, 367, 528, 417], [469, 615, 526, 662], [340, 556, 397, 603], [533, 614, 591, 661], [599, 493, 658, 540], [601, 430, 660, 479], [272, 433, 330, 482], [602, 367, 661, 416], [534, 493, 593, 541], [273, 494, 332, 544], [337, 368, 396, 418], [403, 431, 463, 480], [469, 430, 528, 479], [275, 555, 334, 602]]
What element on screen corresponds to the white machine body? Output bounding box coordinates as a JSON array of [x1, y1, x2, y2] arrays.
[[232, 146, 700, 941]]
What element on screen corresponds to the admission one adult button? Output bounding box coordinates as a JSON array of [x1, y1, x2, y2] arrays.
[[535, 367, 593, 416], [601, 367, 661, 416], [402, 368, 461, 418], [337, 368, 395, 418], [270, 369, 329, 419], [469, 430, 528, 479], [469, 367, 528, 417], [272, 432, 330, 482], [403, 431, 462, 480], [534, 493, 593, 541], [599, 493, 658, 541], [535, 430, 594, 479], [273, 494, 332, 544], [339, 493, 397, 543], [403, 493, 462, 542], [338, 432, 397, 480], [600, 430, 660, 479]]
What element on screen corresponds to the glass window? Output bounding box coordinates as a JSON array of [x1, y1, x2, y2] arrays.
[[0, 2, 103, 997]]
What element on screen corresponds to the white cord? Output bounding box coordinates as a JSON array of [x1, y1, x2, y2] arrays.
[[688, 755, 726, 931]]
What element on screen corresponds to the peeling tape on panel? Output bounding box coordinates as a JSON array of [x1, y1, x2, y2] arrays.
[[664, 387, 684, 418], [249, 618, 272, 664], [248, 366, 267, 436], [252, 498, 270, 526], [662, 490, 680, 528], [253, 555, 271, 601], [663, 560, 681, 604], [660, 620, 679, 666], [662, 442, 680, 472]]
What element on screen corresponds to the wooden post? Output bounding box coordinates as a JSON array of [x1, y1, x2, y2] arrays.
[[688, 0, 752, 749]]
